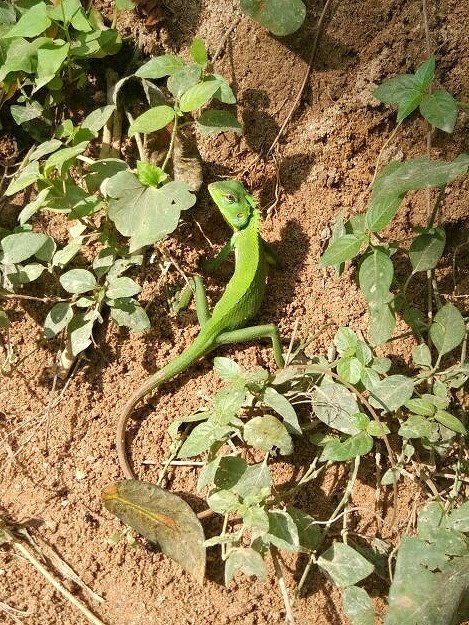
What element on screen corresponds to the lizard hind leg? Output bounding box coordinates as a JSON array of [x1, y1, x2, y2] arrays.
[[215, 323, 285, 368]]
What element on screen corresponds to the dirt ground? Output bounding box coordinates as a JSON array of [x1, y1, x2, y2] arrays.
[[1, 1, 468, 624]]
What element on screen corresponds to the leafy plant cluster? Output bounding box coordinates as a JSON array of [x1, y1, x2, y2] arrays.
[[320, 56, 468, 346], [0, 21, 241, 369], [0, 0, 121, 139]]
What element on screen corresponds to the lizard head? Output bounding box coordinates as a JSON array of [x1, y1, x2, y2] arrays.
[[208, 180, 255, 231]]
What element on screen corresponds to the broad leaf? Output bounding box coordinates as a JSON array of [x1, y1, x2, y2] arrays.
[[82, 105, 116, 132], [109, 299, 150, 332], [102, 480, 205, 582], [429, 304, 466, 356], [263, 386, 301, 434], [320, 431, 373, 461], [44, 303, 74, 339], [419, 90, 458, 133], [59, 269, 97, 294], [310, 380, 361, 435], [4, 2, 50, 38], [266, 510, 299, 551], [179, 80, 221, 112], [135, 54, 184, 79], [318, 543, 374, 587], [107, 172, 196, 252], [1, 232, 51, 264], [320, 234, 367, 267], [365, 193, 403, 232], [358, 247, 394, 303], [106, 276, 141, 299], [369, 299, 396, 345], [243, 415, 293, 454], [410, 228, 446, 273], [343, 586, 375, 625], [370, 375, 414, 412], [225, 547, 266, 585], [128, 105, 175, 134]]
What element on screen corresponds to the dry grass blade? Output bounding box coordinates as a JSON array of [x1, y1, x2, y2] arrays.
[[0, 600, 31, 617], [0, 520, 107, 625]]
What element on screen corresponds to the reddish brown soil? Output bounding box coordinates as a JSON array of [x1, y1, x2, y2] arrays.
[[1, 1, 468, 624]]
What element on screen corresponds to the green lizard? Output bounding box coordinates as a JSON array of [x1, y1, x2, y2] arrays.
[[116, 180, 284, 479]]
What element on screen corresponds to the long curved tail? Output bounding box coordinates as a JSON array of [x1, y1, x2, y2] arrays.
[[116, 334, 215, 479]]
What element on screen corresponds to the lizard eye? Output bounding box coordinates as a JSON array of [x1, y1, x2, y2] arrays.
[[224, 194, 236, 204], [236, 212, 244, 218]]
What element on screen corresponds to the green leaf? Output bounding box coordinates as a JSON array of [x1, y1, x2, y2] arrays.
[[398, 414, 435, 439], [6, 263, 45, 286], [10, 102, 43, 125], [82, 105, 116, 132], [213, 386, 245, 422], [48, 0, 92, 31], [52, 241, 82, 268], [207, 490, 239, 514], [5, 161, 42, 196], [225, 547, 266, 585], [107, 172, 196, 252], [135, 55, 185, 79], [242, 505, 270, 537], [213, 457, 248, 490], [343, 586, 375, 625], [410, 228, 446, 273], [405, 398, 435, 417], [359, 247, 394, 303], [0, 1, 15, 24], [337, 357, 363, 384], [106, 276, 141, 299], [373, 155, 469, 198], [412, 344, 432, 368], [0, 232, 50, 264], [167, 64, 201, 99], [311, 380, 361, 435], [420, 90, 458, 133], [34, 41, 70, 91], [136, 162, 167, 187], [179, 80, 221, 113], [367, 420, 390, 437], [414, 56, 435, 89], [231, 462, 271, 499], [197, 109, 242, 135], [59, 269, 97, 294], [44, 141, 89, 175], [240, 0, 306, 36], [448, 502, 469, 533], [430, 304, 466, 356], [385, 530, 469, 625], [433, 410, 467, 435], [320, 431, 373, 461], [317, 543, 374, 587], [190, 37, 207, 66], [128, 105, 175, 134], [320, 234, 367, 267], [266, 510, 299, 551], [109, 299, 150, 332], [286, 507, 322, 552], [44, 303, 74, 339], [210, 74, 237, 104], [178, 421, 233, 458], [374, 74, 423, 121], [243, 415, 293, 454], [369, 300, 396, 345], [365, 193, 403, 232], [4, 2, 50, 38], [334, 327, 359, 355], [370, 375, 414, 412], [67, 313, 95, 356], [29, 139, 63, 162], [263, 386, 301, 434], [213, 356, 242, 380]]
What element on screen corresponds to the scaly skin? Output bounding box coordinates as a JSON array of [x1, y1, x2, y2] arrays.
[[116, 180, 284, 479]]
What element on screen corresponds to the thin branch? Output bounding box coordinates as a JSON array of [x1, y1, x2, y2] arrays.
[[0, 523, 107, 625], [271, 547, 296, 625]]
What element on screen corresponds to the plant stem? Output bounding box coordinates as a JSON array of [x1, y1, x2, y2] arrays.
[[162, 114, 179, 173], [271, 547, 296, 625]]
